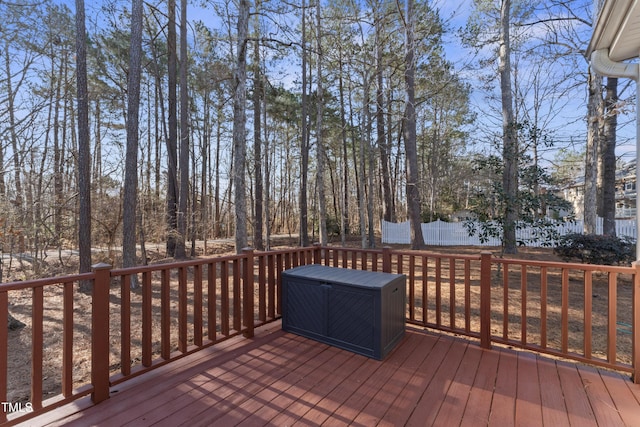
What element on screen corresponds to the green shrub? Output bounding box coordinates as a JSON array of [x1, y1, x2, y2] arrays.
[[553, 233, 635, 265]]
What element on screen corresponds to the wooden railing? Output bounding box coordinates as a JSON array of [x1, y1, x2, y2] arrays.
[[1, 245, 638, 425]]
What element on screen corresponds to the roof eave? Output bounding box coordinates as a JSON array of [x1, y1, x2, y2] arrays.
[[587, 0, 638, 62]]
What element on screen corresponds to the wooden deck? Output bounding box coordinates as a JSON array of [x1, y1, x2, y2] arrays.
[[23, 321, 640, 427]]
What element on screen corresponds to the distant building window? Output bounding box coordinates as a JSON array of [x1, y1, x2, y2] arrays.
[[625, 181, 636, 192]]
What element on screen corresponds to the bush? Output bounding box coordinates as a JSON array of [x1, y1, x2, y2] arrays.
[[421, 211, 449, 223], [553, 233, 635, 265]]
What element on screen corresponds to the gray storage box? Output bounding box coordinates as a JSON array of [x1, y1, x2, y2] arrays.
[[281, 265, 406, 360]]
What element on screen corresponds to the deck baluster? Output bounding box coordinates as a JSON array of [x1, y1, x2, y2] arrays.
[[480, 252, 492, 349], [243, 248, 255, 338]]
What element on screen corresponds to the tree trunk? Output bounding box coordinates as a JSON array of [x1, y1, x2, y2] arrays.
[[299, 0, 310, 247], [263, 96, 271, 249], [375, 6, 394, 224], [75, 0, 92, 280], [4, 42, 24, 253], [233, 0, 250, 252], [252, 6, 264, 251], [316, 0, 327, 247], [166, 0, 179, 257], [122, 0, 143, 283], [338, 57, 350, 242], [349, 76, 366, 248], [601, 77, 617, 236], [403, 0, 425, 250], [175, 0, 189, 259], [584, 69, 602, 234], [53, 48, 63, 248], [214, 104, 222, 238], [499, 0, 518, 254], [200, 91, 209, 249]]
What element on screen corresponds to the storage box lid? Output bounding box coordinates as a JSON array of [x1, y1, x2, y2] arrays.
[[282, 264, 405, 289]]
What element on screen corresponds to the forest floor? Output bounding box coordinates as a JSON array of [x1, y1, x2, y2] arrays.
[[3, 235, 634, 412]]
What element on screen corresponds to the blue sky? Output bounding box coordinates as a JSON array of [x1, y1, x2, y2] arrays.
[[57, 0, 637, 170]]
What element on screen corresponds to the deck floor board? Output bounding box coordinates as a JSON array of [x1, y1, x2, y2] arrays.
[[18, 321, 640, 427]]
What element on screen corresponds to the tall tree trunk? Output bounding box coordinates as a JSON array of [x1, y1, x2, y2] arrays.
[[402, 0, 425, 250], [499, 0, 518, 254], [75, 0, 92, 278], [53, 50, 63, 247], [584, 69, 602, 234], [252, 5, 264, 250], [348, 73, 366, 248], [299, 0, 310, 247], [375, 6, 394, 224], [366, 103, 375, 248], [601, 77, 617, 236], [122, 0, 143, 281], [233, 0, 250, 252], [201, 92, 209, 249], [338, 57, 350, 242], [166, 0, 179, 257], [214, 103, 222, 238], [93, 100, 102, 190], [264, 96, 271, 249], [316, 0, 327, 247], [4, 42, 24, 253], [175, 0, 189, 259]]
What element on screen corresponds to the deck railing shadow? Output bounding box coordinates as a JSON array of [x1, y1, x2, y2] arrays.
[[1, 245, 638, 425]]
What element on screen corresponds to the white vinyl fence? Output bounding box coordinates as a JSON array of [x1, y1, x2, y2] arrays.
[[381, 218, 637, 247]]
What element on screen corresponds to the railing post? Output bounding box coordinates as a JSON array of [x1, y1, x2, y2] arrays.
[[633, 261, 640, 383], [480, 252, 492, 350], [242, 248, 255, 338], [313, 243, 322, 264], [382, 246, 392, 273], [91, 263, 111, 403]]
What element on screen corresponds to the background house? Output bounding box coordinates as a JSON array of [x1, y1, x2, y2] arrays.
[[561, 159, 637, 220]]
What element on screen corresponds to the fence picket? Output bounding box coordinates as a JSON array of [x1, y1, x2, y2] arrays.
[[383, 218, 637, 246]]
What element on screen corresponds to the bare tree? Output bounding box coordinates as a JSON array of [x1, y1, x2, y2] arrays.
[[300, 0, 310, 247], [166, 0, 179, 257], [316, 0, 328, 246], [584, 55, 601, 233], [233, 0, 250, 252], [401, 0, 425, 250], [499, 0, 518, 254], [374, 2, 395, 224], [600, 77, 617, 236], [75, 0, 92, 277], [176, 0, 189, 258], [122, 0, 144, 282], [252, 1, 265, 251]]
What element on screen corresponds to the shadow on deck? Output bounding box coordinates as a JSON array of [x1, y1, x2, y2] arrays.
[[22, 321, 640, 427]]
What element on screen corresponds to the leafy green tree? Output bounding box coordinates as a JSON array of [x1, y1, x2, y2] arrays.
[[465, 123, 572, 250]]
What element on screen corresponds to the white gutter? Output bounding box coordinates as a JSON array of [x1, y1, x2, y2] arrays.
[[591, 48, 638, 79], [590, 48, 640, 260]]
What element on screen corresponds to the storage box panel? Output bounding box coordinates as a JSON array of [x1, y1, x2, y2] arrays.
[[284, 279, 327, 336], [328, 288, 375, 350]]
